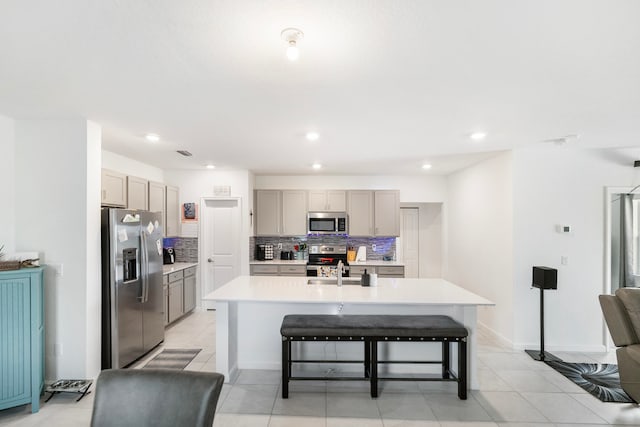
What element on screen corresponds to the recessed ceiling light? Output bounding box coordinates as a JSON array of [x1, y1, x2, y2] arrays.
[[312, 163, 322, 170], [145, 133, 160, 142], [281, 28, 304, 61], [470, 132, 487, 141], [422, 164, 432, 170], [306, 132, 319, 141], [206, 164, 215, 169]]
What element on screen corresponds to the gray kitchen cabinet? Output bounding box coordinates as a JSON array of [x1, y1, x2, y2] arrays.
[[183, 266, 197, 313], [308, 190, 346, 212], [250, 264, 279, 275], [127, 176, 149, 210], [349, 266, 369, 277], [376, 265, 405, 278], [163, 274, 169, 326], [101, 169, 127, 207], [347, 190, 374, 236], [374, 190, 400, 236], [149, 181, 166, 235], [168, 271, 184, 324], [255, 190, 281, 236], [166, 185, 180, 237], [282, 190, 307, 235], [278, 265, 307, 276]]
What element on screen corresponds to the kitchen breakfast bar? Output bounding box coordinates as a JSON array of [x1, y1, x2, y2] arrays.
[[204, 276, 493, 389]]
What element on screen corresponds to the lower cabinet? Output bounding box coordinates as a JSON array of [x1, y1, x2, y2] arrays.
[[164, 265, 198, 326], [350, 265, 405, 278], [0, 267, 45, 413], [250, 264, 306, 276], [183, 266, 197, 313]]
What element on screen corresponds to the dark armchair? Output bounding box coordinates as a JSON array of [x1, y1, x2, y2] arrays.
[[90, 369, 225, 427]]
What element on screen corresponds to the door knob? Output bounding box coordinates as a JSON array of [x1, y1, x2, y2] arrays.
[[208, 258, 214, 263]]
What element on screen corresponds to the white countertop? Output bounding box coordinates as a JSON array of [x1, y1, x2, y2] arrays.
[[204, 275, 493, 306], [249, 260, 308, 265], [162, 262, 198, 275]]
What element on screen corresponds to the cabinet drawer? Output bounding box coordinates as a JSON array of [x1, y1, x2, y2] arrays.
[[168, 271, 183, 283], [377, 266, 405, 277], [184, 266, 197, 277], [251, 265, 279, 275], [350, 266, 371, 276], [278, 265, 306, 275], [163, 275, 169, 285]]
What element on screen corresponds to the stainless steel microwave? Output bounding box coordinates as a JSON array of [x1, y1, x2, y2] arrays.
[[307, 212, 348, 235]]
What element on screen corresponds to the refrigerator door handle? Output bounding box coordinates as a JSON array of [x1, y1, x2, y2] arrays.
[[140, 232, 149, 303]]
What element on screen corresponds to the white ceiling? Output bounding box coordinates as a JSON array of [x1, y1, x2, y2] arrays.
[[1, 1, 639, 175]]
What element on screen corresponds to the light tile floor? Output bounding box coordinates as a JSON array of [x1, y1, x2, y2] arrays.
[[1, 309, 639, 426]]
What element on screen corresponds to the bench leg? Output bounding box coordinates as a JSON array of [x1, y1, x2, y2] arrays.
[[442, 341, 451, 379], [458, 339, 467, 400], [282, 338, 289, 399], [370, 340, 378, 398], [364, 340, 371, 378]]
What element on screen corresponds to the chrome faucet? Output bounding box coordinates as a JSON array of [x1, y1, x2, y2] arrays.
[[336, 260, 345, 287]]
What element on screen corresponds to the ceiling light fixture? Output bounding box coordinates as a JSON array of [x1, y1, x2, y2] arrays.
[[206, 164, 215, 169], [306, 132, 319, 141], [145, 133, 160, 142], [312, 163, 322, 170], [470, 132, 487, 141], [281, 28, 304, 61], [422, 164, 432, 170]]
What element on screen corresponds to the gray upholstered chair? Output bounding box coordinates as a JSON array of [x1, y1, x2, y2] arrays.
[[599, 288, 640, 403], [90, 369, 224, 427]]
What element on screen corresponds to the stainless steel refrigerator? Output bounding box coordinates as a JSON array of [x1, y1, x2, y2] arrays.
[[101, 208, 165, 369]]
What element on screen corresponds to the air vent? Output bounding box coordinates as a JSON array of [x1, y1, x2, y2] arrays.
[[176, 150, 192, 157]]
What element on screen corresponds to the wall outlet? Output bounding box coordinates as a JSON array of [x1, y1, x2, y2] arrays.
[[51, 264, 63, 277], [561, 256, 568, 265], [277, 243, 282, 250], [372, 244, 377, 252]]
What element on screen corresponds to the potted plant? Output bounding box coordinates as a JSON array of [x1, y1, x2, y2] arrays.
[[293, 242, 307, 260]]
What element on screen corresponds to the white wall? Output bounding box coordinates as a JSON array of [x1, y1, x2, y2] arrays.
[[102, 150, 164, 182], [0, 114, 15, 253], [446, 152, 514, 344], [163, 169, 253, 276], [512, 146, 639, 352], [255, 175, 447, 203], [14, 119, 102, 380]]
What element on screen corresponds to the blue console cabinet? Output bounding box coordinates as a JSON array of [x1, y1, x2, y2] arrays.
[[0, 267, 44, 413]]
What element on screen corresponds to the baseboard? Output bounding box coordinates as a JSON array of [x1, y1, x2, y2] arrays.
[[513, 343, 608, 353], [477, 321, 514, 349]]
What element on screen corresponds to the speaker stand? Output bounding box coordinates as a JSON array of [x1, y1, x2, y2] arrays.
[[525, 286, 561, 362]]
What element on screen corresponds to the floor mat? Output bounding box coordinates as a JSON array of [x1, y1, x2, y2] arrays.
[[142, 348, 201, 370], [545, 360, 634, 403]]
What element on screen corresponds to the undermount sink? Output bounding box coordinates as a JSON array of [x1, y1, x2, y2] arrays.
[[307, 278, 361, 285]]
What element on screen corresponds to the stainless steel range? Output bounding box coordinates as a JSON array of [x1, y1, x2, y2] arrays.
[[306, 245, 350, 277]]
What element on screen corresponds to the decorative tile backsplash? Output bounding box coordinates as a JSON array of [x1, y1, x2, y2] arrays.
[[250, 235, 396, 261], [163, 237, 198, 263]]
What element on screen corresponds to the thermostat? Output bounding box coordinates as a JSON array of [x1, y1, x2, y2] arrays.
[[556, 225, 572, 233]]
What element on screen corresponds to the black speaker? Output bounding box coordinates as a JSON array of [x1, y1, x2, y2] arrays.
[[532, 266, 557, 290]]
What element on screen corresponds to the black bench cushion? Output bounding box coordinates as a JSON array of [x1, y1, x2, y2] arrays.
[[281, 314, 468, 338]]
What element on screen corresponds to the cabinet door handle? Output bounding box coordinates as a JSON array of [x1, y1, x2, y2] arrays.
[[208, 258, 214, 263]]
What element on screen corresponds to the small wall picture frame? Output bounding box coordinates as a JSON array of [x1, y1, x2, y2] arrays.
[[182, 202, 198, 222]]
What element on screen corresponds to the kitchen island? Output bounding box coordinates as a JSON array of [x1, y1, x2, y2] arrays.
[[204, 276, 493, 388]]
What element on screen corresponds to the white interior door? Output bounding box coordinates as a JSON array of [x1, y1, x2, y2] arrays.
[[201, 198, 241, 310], [400, 207, 420, 278]]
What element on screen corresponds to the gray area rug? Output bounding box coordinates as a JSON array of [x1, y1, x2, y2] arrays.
[[143, 348, 201, 370], [545, 360, 633, 403]]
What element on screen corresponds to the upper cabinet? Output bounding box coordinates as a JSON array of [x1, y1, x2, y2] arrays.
[[255, 190, 308, 236], [165, 185, 180, 237], [373, 190, 400, 236], [347, 191, 374, 236], [308, 190, 346, 212], [127, 176, 149, 210], [148, 181, 167, 235], [282, 190, 308, 235], [101, 169, 127, 207], [348, 190, 400, 237]]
